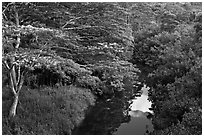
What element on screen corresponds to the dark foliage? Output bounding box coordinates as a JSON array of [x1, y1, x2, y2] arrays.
[[132, 2, 202, 134]]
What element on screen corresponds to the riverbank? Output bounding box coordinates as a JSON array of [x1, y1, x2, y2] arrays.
[[2, 59, 141, 135], [2, 86, 96, 135]]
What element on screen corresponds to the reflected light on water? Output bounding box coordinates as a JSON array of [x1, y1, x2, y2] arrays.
[[72, 84, 154, 135], [130, 85, 152, 113], [114, 84, 154, 135]]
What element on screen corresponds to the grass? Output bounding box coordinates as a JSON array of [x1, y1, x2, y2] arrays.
[[2, 85, 96, 135]]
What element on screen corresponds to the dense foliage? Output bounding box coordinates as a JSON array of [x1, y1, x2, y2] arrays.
[[131, 2, 202, 135], [2, 2, 202, 135]]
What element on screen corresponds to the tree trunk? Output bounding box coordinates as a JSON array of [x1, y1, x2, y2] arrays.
[[9, 93, 19, 118]]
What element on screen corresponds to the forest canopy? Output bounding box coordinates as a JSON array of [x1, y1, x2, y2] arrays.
[[2, 2, 202, 135]]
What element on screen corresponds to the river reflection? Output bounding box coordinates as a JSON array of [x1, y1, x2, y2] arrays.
[[72, 85, 153, 135], [130, 85, 152, 112], [114, 85, 153, 135]]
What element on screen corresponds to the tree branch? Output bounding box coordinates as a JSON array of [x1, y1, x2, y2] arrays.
[[14, 4, 21, 49], [2, 2, 14, 14], [2, 12, 8, 21], [3, 60, 10, 70], [63, 25, 105, 31], [61, 17, 82, 29], [17, 65, 21, 85], [9, 58, 17, 91], [9, 73, 17, 95], [61, 13, 98, 29], [16, 72, 25, 94]]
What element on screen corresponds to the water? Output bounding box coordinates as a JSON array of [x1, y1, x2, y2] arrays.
[[130, 85, 152, 113], [72, 84, 153, 135], [113, 117, 153, 135], [114, 85, 153, 135]]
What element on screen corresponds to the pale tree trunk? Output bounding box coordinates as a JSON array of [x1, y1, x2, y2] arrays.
[[7, 4, 23, 118], [9, 93, 19, 117], [7, 62, 25, 118]]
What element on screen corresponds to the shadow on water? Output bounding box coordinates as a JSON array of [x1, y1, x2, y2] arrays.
[[71, 96, 131, 135], [72, 69, 153, 135], [72, 84, 154, 135]]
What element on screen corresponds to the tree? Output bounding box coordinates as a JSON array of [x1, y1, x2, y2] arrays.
[[2, 2, 80, 117], [3, 3, 26, 117], [2, 2, 137, 118], [63, 2, 134, 61], [131, 2, 202, 134]]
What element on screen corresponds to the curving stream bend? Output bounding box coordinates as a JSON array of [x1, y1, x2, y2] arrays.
[[72, 84, 154, 135]]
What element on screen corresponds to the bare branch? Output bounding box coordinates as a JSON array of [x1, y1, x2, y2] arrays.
[[17, 73, 24, 94], [10, 63, 17, 72], [14, 4, 21, 49], [14, 5, 19, 26], [17, 65, 21, 85], [3, 60, 10, 70], [17, 69, 28, 94], [9, 73, 17, 95], [15, 34, 21, 49], [2, 2, 14, 14], [61, 13, 99, 29], [2, 12, 8, 21], [61, 17, 82, 29], [63, 25, 104, 31], [10, 58, 17, 90]]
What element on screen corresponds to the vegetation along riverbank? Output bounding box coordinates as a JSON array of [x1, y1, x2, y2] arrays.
[[2, 2, 202, 135]]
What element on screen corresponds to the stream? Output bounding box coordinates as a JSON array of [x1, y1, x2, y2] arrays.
[[72, 84, 154, 135], [113, 85, 153, 135]]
